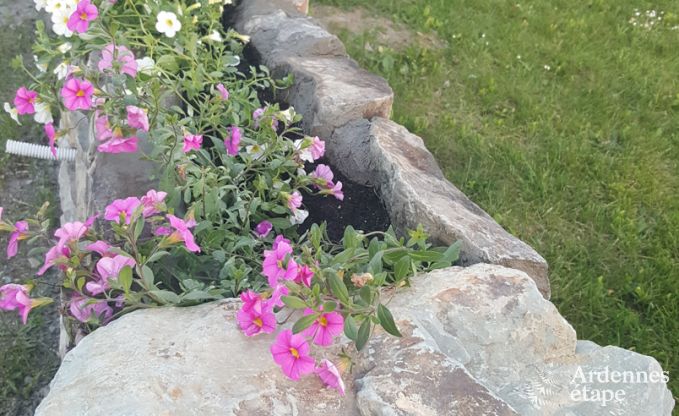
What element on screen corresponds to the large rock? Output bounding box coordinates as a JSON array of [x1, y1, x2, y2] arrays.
[[234, 0, 393, 139], [36, 264, 674, 415], [330, 118, 551, 298]]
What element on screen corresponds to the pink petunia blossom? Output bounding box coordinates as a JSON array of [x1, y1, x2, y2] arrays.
[[224, 126, 241, 156], [37, 243, 70, 275], [95, 114, 113, 141], [297, 136, 325, 162], [69, 294, 113, 323], [7, 221, 28, 258], [216, 83, 229, 100], [311, 164, 334, 187], [301, 308, 344, 346], [308, 137, 325, 161], [237, 305, 276, 336], [294, 265, 314, 287], [240, 290, 266, 315], [85, 240, 114, 257], [54, 221, 88, 245], [154, 226, 172, 236], [0, 284, 33, 324], [61, 77, 94, 111], [14, 87, 38, 115], [269, 283, 289, 309], [140, 189, 167, 217], [97, 128, 138, 153], [67, 0, 98, 33], [87, 255, 135, 295], [126, 105, 149, 132], [253, 107, 279, 130], [316, 359, 346, 396], [262, 239, 298, 287], [272, 235, 291, 250], [166, 214, 200, 253], [270, 329, 315, 380], [98, 44, 137, 77], [104, 197, 142, 225], [325, 181, 344, 201], [254, 220, 272, 238], [45, 123, 57, 158], [287, 191, 303, 212], [182, 133, 203, 153]]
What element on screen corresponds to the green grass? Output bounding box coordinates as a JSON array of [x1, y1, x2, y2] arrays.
[[314, 0, 679, 398]]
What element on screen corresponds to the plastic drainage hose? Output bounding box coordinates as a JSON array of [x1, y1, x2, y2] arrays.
[[4, 139, 76, 162]]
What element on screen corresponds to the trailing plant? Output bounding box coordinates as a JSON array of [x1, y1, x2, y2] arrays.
[[0, 0, 461, 392]]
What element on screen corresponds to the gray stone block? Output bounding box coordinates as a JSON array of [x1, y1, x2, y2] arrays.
[[330, 118, 551, 298]]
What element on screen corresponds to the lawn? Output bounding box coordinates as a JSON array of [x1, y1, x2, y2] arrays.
[[313, 0, 679, 398]]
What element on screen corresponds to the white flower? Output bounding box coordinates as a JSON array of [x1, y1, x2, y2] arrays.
[[57, 42, 72, 54], [155, 11, 182, 38], [34, 55, 47, 73], [135, 57, 156, 75], [33, 102, 53, 124], [45, 0, 76, 14], [34, 0, 48, 11], [51, 9, 74, 38], [290, 209, 309, 225], [4, 103, 21, 125], [279, 107, 296, 125], [245, 144, 266, 160], [204, 30, 223, 42], [53, 62, 78, 80]]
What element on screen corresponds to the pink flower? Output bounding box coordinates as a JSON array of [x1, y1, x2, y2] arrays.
[[7, 221, 28, 258], [154, 226, 172, 236], [262, 240, 298, 287], [45, 123, 57, 158], [272, 235, 291, 250], [98, 44, 137, 77], [308, 137, 325, 161], [14, 87, 38, 115], [316, 359, 346, 396], [225, 126, 241, 156], [104, 197, 142, 224], [294, 265, 314, 287], [37, 243, 70, 275], [61, 77, 94, 111], [140, 189, 167, 217], [87, 255, 135, 295], [97, 133, 138, 154], [126, 106, 149, 132], [0, 284, 33, 324], [85, 240, 114, 257], [69, 294, 113, 323], [253, 107, 279, 130], [240, 290, 266, 315], [287, 191, 303, 212], [216, 83, 229, 100], [270, 329, 315, 380], [254, 220, 272, 238], [269, 284, 289, 308], [54, 221, 88, 245], [166, 214, 200, 253], [95, 114, 113, 141], [311, 164, 334, 187], [325, 181, 344, 201], [67, 0, 98, 33], [237, 305, 276, 336], [302, 308, 344, 346], [182, 133, 203, 153]]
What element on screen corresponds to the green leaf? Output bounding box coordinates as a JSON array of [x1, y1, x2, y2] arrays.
[[377, 304, 402, 337], [342, 226, 360, 249], [322, 301, 337, 313], [292, 313, 319, 334], [356, 318, 371, 351], [119, 266, 133, 293], [147, 251, 170, 263], [141, 265, 155, 288], [282, 296, 307, 309], [150, 290, 181, 305], [367, 250, 384, 275], [326, 271, 349, 304], [394, 256, 411, 281], [359, 286, 372, 304], [344, 315, 358, 340], [408, 250, 444, 262]]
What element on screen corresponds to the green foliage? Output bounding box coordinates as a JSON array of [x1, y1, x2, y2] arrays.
[[315, 0, 679, 396]]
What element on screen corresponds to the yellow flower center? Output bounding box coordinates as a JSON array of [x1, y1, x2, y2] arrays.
[[80, 12, 88, 21], [319, 316, 328, 327], [289, 347, 300, 359], [166, 19, 174, 27], [253, 318, 263, 328], [76, 89, 85, 97]]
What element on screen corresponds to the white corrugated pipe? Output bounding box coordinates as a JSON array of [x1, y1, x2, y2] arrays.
[[4, 139, 76, 162]]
